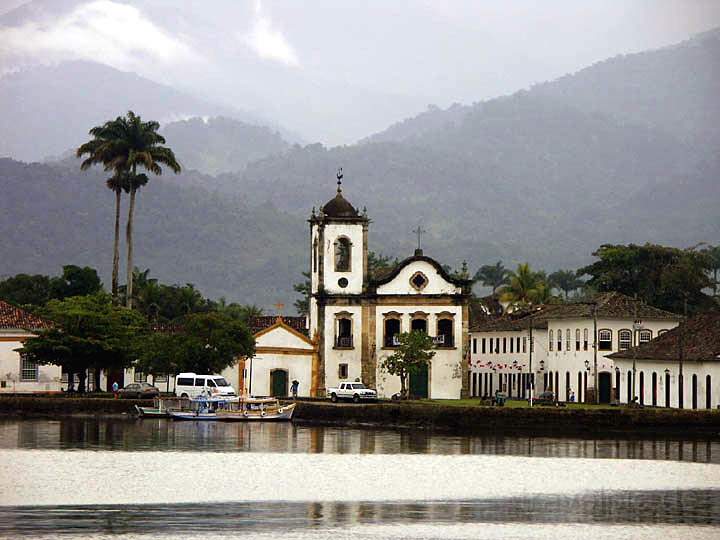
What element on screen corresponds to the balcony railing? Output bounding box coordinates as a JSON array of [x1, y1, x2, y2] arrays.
[[335, 336, 353, 348], [384, 334, 454, 347]]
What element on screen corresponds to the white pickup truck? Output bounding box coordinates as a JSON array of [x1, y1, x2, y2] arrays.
[[327, 382, 378, 403]]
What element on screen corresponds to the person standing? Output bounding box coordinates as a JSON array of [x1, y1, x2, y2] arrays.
[[112, 381, 119, 399], [291, 380, 299, 399]]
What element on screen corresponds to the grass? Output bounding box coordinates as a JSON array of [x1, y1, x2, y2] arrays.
[[417, 398, 643, 410]]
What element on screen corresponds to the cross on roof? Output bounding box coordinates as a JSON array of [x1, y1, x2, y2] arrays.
[[413, 225, 426, 251], [336, 167, 343, 193]]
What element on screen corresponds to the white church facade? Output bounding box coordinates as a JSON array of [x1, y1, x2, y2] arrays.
[[308, 181, 472, 399]]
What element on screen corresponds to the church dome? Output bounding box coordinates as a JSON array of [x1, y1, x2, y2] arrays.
[[321, 192, 359, 218]]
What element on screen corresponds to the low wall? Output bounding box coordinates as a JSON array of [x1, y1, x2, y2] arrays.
[[292, 401, 720, 436], [0, 396, 151, 415]]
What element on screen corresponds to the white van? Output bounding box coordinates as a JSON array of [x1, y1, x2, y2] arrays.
[[175, 373, 237, 399]]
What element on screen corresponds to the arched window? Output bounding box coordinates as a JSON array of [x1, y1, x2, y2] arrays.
[[658, 329, 668, 336], [334, 237, 351, 272], [575, 329, 581, 351], [549, 330, 554, 351], [565, 371, 571, 401], [312, 238, 318, 273], [598, 329, 612, 351], [335, 314, 353, 348], [566, 329, 570, 352], [557, 330, 562, 352], [436, 315, 454, 347], [411, 312, 427, 334], [618, 330, 632, 351], [383, 313, 401, 347], [639, 330, 652, 344], [583, 329, 589, 351], [706, 375, 712, 410]]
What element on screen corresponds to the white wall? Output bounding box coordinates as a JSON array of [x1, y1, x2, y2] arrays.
[[374, 305, 463, 399], [612, 358, 720, 409], [376, 261, 461, 296], [320, 222, 364, 295], [323, 305, 363, 390], [242, 353, 313, 397], [0, 335, 62, 393]]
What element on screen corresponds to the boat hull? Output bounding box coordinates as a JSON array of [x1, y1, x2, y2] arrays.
[[168, 411, 222, 421], [135, 405, 171, 418], [216, 403, 296, 422]]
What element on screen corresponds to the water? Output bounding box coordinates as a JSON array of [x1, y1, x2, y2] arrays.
[[0, 417, 719, 539]]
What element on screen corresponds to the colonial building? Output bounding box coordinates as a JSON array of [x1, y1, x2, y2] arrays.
[[609, 312, 720, 409], [309, 180, 472, 399], [0, 300, 57, 393], [469, 292, 681, 403]]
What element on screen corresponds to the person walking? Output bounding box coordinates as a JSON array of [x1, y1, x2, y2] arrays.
[[291, 380, 299, 399], [112, 381, 119, 399]]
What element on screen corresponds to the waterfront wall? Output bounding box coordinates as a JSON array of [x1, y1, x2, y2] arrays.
[[0, 396, 150, 415], [292, 401, 720, 436]]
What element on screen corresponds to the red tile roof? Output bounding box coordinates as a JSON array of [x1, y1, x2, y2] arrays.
[[0, 300, 53, 330], [609, 312, 720, 362], [250, 315, 308, 336]]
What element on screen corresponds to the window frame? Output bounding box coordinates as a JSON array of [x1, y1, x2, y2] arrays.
[[435, 313, 455, 348], [20, 354, 39, 382], [383, 312, 402, 348], [598, 329, 612, 351], [618, 329, 632, 351], [333, 236, 352, 272], [335, 313, 354, 348]]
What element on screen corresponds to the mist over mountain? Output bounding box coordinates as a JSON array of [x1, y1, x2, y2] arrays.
[[1, 28, 719, 309], [160, 117, 291, 176], [0, 61, 282, 162]]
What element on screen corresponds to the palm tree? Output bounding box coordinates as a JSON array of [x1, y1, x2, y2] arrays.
[[473, 261, 509, 295], [500, 263, 549, 308], [548, 269, 583, 299], [77, 131, 131, 302]]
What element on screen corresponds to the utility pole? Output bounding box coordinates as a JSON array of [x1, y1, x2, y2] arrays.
[[528, 319, 534, 407], [592, 303, 598, 404]]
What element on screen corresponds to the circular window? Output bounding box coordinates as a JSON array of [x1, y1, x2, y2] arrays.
[[410, 271, 429, 291], [338, 277, 349, 288]]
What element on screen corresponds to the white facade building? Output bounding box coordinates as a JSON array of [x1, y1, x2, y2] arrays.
[[309, 180, 472, 399], [0, 300, 60, 393], [470, 293, 680, 403]]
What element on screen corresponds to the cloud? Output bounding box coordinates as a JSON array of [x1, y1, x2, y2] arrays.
[[243, 0, 299, 67], [0, 1, 198, 72]]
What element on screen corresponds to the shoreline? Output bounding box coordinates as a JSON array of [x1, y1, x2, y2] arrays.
[[1, 396, 719, 438]]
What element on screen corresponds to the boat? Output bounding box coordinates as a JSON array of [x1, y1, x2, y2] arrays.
[[167, 395, 296, 422], [135, 397, 188, 418]]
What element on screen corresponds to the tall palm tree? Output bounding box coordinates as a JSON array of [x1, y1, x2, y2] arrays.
[[500, 263, 549, 308], [77, 130, 131, 302], [473, 261, 509, 295]]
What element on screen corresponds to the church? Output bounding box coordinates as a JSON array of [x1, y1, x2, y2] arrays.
[[307, 175, 472, 399]]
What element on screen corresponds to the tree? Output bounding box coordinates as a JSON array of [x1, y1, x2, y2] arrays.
[[474, 261, 509, 294], [548, 269, 584, 299], [500, 263, 550, 308], [703, 245, 720, 298], [17, 294, 147, 392], [293, 271, 310, 316], [77, 111, 181, 309], [49, 265, 103, 299], [579, 243, 714, 314], [142, 312, 254, 376], [0, 274, 52, 307], [368, 251, 399, 278], [381, 331, 435, 399]]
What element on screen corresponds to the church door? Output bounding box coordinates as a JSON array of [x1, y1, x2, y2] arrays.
[[409, 364, 429, 399], [598, 372, 612, 403], [270, 369, 288, 397]]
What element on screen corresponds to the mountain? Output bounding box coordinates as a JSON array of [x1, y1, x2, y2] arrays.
[[0, 61, 279, 163], [0, 158, 306, 308], [160, 117, 291, 175]]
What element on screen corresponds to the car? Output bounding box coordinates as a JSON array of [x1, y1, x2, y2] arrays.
[[119, 382, 160, 400], [174, 373, 237, 399], [327, 381, 378, 403], [532, 391, 556, 406]]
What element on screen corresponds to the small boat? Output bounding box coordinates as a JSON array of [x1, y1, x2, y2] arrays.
[[135, 397, 188, 418], [167, 395, 296, 422]]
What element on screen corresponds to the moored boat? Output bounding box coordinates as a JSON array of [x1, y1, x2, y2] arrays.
[[165, 395, 295, 422], [135, 397, 188, 418]]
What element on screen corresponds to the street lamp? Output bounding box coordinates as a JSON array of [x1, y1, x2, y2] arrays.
[[539, 360, 545, 371], [585, 359, 590, 372]]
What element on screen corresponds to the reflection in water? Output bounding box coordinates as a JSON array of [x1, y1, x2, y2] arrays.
[[1, 417, 718, 463], [2, 491, 720, 537]]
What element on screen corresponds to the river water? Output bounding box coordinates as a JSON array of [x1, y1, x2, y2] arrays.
[[0, 417, 719, 539]]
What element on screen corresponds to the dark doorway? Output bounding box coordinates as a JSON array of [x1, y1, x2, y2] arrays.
[[665, 372, 671, 407], [409, 363, 429, 398], [598, 372, 612, 403], [639, 372, 645, 405], [707, 375, 712, 410], [652, 372, 657, 406], [692, 374, 698, 409], [270, 369, 288, 397]]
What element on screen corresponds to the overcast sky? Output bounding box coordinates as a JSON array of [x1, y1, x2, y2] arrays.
[[2, 0, 720, 143]]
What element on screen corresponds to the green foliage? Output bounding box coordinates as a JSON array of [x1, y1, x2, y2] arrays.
[[293, 271, 311, 316], [135, 312, 255, 376], [703, 245, 720, 297], [381, 331, 436, 399], [368, 251, 399, 279], [500, 263, 554, 308], [548, 269, 584, 299], [579, 243, 714, 314], [473, 261, 509, 294], [0, 265, 102, 308], [17, 294, 147, 392]]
